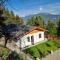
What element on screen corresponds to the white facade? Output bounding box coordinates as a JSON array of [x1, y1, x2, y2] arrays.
[[16, 31, 45, 48]]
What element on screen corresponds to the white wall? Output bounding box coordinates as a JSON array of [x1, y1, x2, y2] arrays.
[[34, 32, 44, 44], [19, 31, 45, 48], [20, 36, 31, 48]]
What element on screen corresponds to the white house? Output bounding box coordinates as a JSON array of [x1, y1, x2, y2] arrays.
[[15, 27, 48, 48]]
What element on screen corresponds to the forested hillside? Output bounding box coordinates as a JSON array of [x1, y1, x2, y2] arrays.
[[27, 16, 60, 36]]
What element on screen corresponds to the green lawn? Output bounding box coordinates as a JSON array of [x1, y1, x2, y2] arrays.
[[23, 40, 60, 59]]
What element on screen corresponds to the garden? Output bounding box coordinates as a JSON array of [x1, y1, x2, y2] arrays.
[[23, 39, 60, 59]]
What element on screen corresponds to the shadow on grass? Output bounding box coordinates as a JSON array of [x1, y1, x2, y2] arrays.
[[36, 47, 45, 58]]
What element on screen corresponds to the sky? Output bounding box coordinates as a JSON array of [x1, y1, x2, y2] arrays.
[[7, 0, 60, 17]]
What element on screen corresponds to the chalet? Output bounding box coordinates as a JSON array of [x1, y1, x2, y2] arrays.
[[15, 26, 48, 48]]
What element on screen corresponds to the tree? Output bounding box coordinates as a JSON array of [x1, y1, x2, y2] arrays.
[[27, 16, 46, 28], [0, 0, 11, 47], [0, 8, 11, 47], [15, 15, 23, 25], [3, 9, 24, 25], [27, 16, 35, 26], [0, 0, 24, 47], [57, 19, 60, 37], [47, 18, 57, 35], [36, 16, 46, 28]]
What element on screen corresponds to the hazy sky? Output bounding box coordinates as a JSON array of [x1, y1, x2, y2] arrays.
[[7, 0, 60, 17]]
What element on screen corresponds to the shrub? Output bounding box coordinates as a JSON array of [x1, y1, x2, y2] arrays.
[[0, 47, 10, 60], [45, 40, 55, 46], [56, 42, 60, 48], [7, 51, 20, 60]]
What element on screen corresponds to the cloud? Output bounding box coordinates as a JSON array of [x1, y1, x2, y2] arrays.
[[9, 2, 60, 17], [38, 3, 60, 14], [19, 3, 60, 17]]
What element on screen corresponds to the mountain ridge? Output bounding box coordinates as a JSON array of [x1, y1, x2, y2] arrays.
[[22, 13, 60, 24], [23, 13, 60, 20]]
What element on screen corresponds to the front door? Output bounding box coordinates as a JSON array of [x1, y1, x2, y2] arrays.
[[31, 36, 34, 45]]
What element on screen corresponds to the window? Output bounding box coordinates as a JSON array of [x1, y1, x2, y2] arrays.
[[27, 37, 30, 42], [39, 34, 41, 38], [31, 36, 34, 45]]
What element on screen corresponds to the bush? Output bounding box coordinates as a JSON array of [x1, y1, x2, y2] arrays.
[[56, 42, 60, 48], [7, 51, 20, 60], [0, 47, 10, 60], [0, 32, 3, 38]]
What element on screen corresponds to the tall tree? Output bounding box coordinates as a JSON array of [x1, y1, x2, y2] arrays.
[[27, 16, 35, 26], [47, 18, 57, 35], [0, 0, 24, 46], [27, 16, 46, 28], [57, 19, 60, 37], [0, 0, 12, 47], [15, 15, 23, 25], [36, 16, 45, 28]]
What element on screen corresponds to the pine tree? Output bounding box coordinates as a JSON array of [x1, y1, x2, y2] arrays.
[[57, 19, 60, 37], [47, 18, 57, 35], [27, 16, 35, 26]]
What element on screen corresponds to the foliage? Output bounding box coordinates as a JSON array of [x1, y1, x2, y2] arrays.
[[57, 19, 60, 37], [27, 16, 35, 26], [47, 18, 57, 35], [7, 51, 20, 60], [0, 46, 21, 60], [27, 16, 60, 36], [0, 47, 10, 60], [27, 16, 46, 28], [4, 9, 24, 25], [36, 16, 45, 28], [0, 7, 24, 47], [0, 32, 3, 38]]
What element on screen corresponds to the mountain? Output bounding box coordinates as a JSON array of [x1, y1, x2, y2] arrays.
[[23, 13, 60, 23]]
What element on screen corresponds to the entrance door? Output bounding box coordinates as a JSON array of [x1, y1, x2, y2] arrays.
[[31, 36, 34, 45]]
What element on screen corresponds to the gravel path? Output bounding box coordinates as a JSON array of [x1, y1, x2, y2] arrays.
[[42, 49, 60, 60]]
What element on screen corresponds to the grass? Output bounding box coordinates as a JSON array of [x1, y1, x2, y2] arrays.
[[23, 39, 60, 59]]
